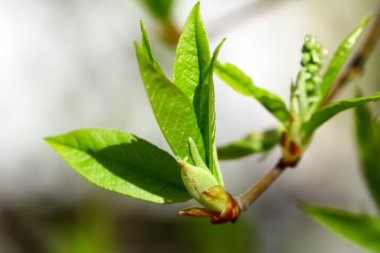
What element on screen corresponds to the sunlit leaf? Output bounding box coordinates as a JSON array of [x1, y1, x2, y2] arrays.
[[318, 16, 371, 103], [194, 39, 225, 183], [135, 39, 205, 164], [217, 128, 281, 160], [355, 103, 380, 210], [302, 92, 380, 140], [172, 2, 223, 182], [140, 21, 164, 75], [45, 129, 191, 203], [215, 61, 289, 123], [301, 204, 380, 252], [173, 2, 210, 101]]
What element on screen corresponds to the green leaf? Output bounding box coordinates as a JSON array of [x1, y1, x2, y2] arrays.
[[318, 16, 371, 103], [172, 2, 222, 182], [45, 129, 191, 203], [301, 204, 380, 252], [173, 2, 210, 101], [140, 20, 164, 75], [302, 92, 380, 140], [140, 0, 175, 22], [217, 128, 282, 160], [215, 61, 289, 123], [194, 39, 225, 183], [135, 40, 205, 164], [355, 103, 380, 210]]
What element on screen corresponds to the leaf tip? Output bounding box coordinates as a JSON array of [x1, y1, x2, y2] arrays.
[[43, 136, 55, 145]]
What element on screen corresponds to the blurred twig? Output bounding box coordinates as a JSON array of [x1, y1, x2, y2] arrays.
[[238, 160, 287, 211], [208, 0, 297, 38]]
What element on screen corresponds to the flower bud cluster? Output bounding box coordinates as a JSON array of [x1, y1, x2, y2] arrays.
[[297, 35, 327, 101]]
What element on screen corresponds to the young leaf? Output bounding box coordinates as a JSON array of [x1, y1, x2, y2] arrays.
[[140, 21, 164, 75], [135, 42, 205, 164], [318, 16, 371, 103], [215, 61, 289, 123], [45, 129, 191, 204], [194, 39, 226, 184], [301, 204, 380, 252], [189, 137, 208, 171], [355, 103, 380, 210], [302, 92, 380, 139], [173, 2, 210, 101], [217, 128, 282, 160]]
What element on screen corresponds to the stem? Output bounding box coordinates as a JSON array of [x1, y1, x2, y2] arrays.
[[237, 160, 287, 211], [323, 6, 380, 105]]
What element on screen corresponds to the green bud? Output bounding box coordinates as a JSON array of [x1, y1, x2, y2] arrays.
[[311, 51, 322, 65], [306, 81, 316, 93], [306, 64, 320, 74], [179, 160, 218, 201], [301, 52, 311, 66], [311, 75, 322, 85], [303, 35, 316, 51]]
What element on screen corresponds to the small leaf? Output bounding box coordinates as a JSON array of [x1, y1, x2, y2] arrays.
[[135, 41, 205, 164], [318, 16, 371, 103], [301, 204, 380, 252], [194, 39, 226, 184], [173, 2, 210, 101], [217, 128, 282, 160], [140, 0, 175, 22], [140, 21, 164, 75], [355, 103, 380, 210], [302, 92, 380, 140], [215, 61, 289, 123], [189, 137, 208, 170], [45, 129, 191, 203]]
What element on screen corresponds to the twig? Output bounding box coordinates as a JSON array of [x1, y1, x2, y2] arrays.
[[237, 160, 287, 211], [207, 0, 297, 38], [237, 5, 380, 212], [323, 6, 380, 105]]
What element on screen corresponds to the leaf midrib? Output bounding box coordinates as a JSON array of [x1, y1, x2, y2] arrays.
[[48, 139, 186, 191]]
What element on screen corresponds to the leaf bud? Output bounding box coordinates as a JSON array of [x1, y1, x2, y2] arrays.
[[178, 160, 218, 201]]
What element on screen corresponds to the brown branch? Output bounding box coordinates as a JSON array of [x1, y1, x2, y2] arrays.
[[207, 0, 298, 38], [323, 6, 380, 105], [237, 160, 287, 211]]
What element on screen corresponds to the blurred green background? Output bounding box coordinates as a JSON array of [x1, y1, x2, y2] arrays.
[[1, 0, 379, 252]]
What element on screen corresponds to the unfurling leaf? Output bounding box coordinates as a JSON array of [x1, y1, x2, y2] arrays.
[[301, 204, 380, 252], [355, 103, 380, 210], [45, 129, 190, 203], [135, 34, 205, 164], [215, 61, 289, 123], [173, 3, 223, 182], [217, 128, 282, 160]]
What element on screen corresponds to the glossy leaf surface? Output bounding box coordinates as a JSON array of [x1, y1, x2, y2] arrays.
[[45, 129, 191, 203]]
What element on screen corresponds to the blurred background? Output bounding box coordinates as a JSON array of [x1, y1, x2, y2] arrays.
[[1, 0, 380, 252]]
